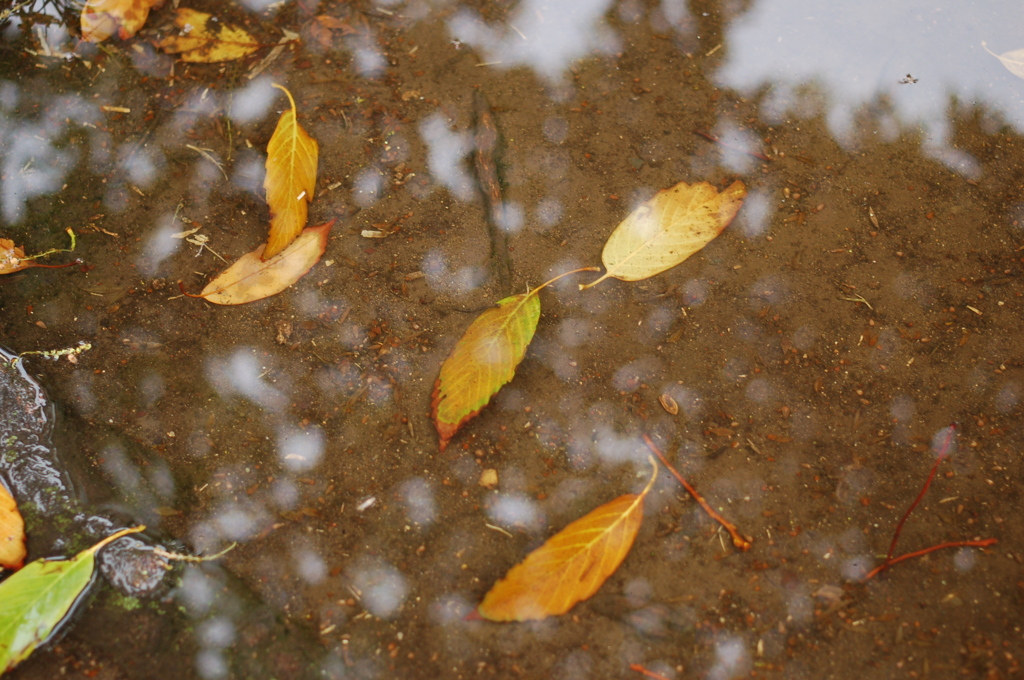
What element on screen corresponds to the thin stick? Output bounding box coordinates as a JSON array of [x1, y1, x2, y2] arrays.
[[642, 434, 751, 551], [693, 129, 770, 162], [886, 424, 956, 561], [531, 266, 602, 294], [863, 539, 997, 581], [862, 423, 997, 581], [629, 664, 673, 680]]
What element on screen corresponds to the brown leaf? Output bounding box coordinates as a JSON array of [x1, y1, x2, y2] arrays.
[[81, 0, 164, 43], [0, 239, 31, 275], [478, 462, 657, 621], [308, 19, 334, 50], [197, 220, 333, 305], [158, 8, 260, 63], [0, 482, 26, 571], [263, 84, 319, 260]]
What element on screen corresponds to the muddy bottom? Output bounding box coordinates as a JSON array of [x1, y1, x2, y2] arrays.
[[1, 0, 1023, 678]]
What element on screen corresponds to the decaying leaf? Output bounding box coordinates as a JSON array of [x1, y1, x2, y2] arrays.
[[0, 483, 25, 571], [263, 84, 319, 260], [0, 526, 145, 673], [0, 239, 30, 275], [158, 8, 260, 63], [580, 180, 746, 289], [196, 220, 333, 305], [80, 0, 164, 43], [982, 42, 1024, 80], [431, 291, 541, 452], [478, 461, 658, 621], [0, 231, 77, 275]]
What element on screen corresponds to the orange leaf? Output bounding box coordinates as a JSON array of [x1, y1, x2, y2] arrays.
[[0, 239, 31, 275], [263, 84, 319, 260], [80, 0, 164, 43], [478, 461, 657, 621], [0, 482, 26, 571], [197, 220, 333, 305], [431, 290, 540, 451]]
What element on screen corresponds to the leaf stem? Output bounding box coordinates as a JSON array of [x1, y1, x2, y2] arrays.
[[578, 270, 612, 291], [643, 434, 751, 551], [531, 266, 601, 295], [85, 525, 147, 557], [20, 228, 77, 263], [177, 280, 207, 299], [272, 82, 297, 113]]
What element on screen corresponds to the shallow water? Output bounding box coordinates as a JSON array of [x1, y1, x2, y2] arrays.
[[2, 0, 1023, 678]]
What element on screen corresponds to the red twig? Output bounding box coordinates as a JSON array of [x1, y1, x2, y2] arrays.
[[642, 434, 751, 551], [26, 259, 81, 269], [863, 539, 998, 581], [693, 129, 771, 162], [864, 424, 998, 581], [630, 663, 673, 680], [886, 424, 956, 561]]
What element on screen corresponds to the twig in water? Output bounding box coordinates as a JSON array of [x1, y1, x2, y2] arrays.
[[862, 424, 997, 580], [630, 664, 673, 680], [642, 434, 751, 551]]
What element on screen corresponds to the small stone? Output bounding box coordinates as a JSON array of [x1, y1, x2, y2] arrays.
[[479, 469, 498, 490]]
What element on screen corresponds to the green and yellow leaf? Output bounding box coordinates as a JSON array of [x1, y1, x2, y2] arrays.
[[197, 220, 333, 305], [158, 8, 260, 63], [580, 180, 747, 289], [0, 526, 145, 673], [478, 462, 657, 621], [263, 84, 319, 260], [431, 291, 541, 451]]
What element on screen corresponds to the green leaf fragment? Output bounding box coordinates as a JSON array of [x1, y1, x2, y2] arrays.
[[431, 291, 541, 451], [0, 526, 145, 673]]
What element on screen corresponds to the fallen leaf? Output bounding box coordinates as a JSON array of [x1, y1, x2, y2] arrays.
[[80, 0, 164, 43], [478, 461, 658, 621], [431, 290, 541, 452], [982, 42, 1024, 80], [0, 526, 145, 672], [580, 180, 746, 289], [158, 8, 261, 63], [263, 84, 319, 260], [0, 483, 25, 571], [0, 239, 31, 275], [0, 231, 77, 274], [196, 220, 333, 305], [308, 18, 334, 50]]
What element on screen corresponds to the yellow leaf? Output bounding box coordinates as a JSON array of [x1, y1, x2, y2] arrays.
[[80, 0, 163, 43], [431, 291, 540, 452], [580, 180, 746, 289], [0, 483, 25, 571], [158, 8, 261, 63], [478, 461, 657, 622], [196, 220, 333, 305], [263, 84, 319, 260]]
